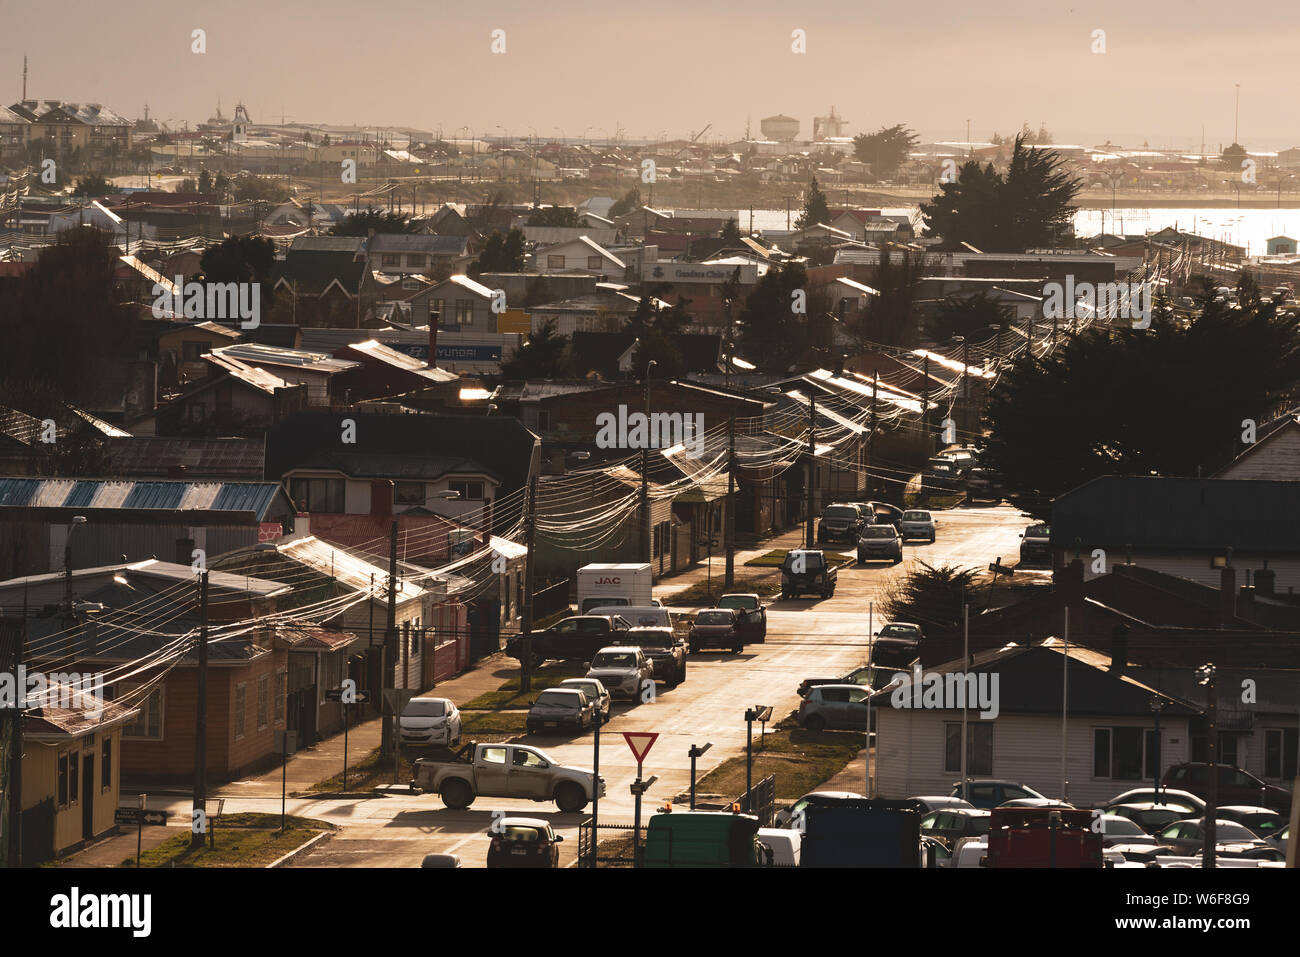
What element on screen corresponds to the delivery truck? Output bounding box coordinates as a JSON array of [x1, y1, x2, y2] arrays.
[[577, 563, 653, 613]]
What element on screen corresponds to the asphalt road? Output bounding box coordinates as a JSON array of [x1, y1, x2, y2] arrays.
[[148, 503, 1029, 867]]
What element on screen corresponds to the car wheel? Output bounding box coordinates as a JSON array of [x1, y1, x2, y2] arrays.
[[928, 534, 935, 543], [678, 663, 686, 683], [440, 778, 474, 810], [555, 782, 587, 814], [731, 645, 742, 655], [689, 644, 699, 655], [804, 715, 826, 732]]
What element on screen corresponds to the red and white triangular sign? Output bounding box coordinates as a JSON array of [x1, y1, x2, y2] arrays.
[[622, 731, 659, 764]]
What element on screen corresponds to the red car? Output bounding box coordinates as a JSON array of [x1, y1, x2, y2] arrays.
[[1161, 763, 1291, 813]]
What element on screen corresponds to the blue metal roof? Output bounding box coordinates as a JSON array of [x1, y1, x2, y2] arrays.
[[65, 480, 103, 509], [0, 478, 40, 507], [122, 482, 187, 510], [211, 483, 280, 517]]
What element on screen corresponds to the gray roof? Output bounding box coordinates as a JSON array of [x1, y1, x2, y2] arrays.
[[369, 234, 469, 254], [0, 477, 284, 520], [289, 236, 365, 253], [1052, 476, 1300, 554]]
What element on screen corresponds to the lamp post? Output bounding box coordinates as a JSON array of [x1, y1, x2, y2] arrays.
[[64, 515, 87, 609], [688, 742, 712, 809], [1150, 696, 1168, 801], [642, 359, 657, 565], [1197, 662, 1218, 869]]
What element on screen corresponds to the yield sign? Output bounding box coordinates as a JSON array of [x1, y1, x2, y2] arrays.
[[622, 731, 659, 764]]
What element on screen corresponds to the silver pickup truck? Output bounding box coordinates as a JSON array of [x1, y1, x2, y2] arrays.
[[411, 741, 605, 813]]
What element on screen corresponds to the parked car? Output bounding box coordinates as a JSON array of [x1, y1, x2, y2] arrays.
[[817, 503, 865, 544], [871, 623, 924, 668], [1104, 802, 1198, 834], [688, 607, 744, 654], [412, 742, 603, 813], [585, 646, 653, 700], [898, 509, 936, 542], [774, 790, 865, 828], [923, 457, 962, 491], [951, 779, 1048, 809], [857, 525, 903, 563], [558, 677, 611, 721], [798, 683, 872, 731], [505, 614, 631, 667], [1109, 843, 1180, 864], [851, 501, 905, 529], [525, 688, 595, 734], [1018, 523, 1052, 566], [906, 796, 976, 814], [419, 853, 463, 868], [1267, 824, 1289, 854], [1162, 762, 1292, 812], [920, 808, 992, 850], [780, 549, 837, 599], [1103, 787, 1206, 814], [1095, 814, 1159, 847], [398, 696, 462, 748], [953, 837, 988, 868], [716, 593, 767, 642], [617, 626, 688, 686], [798, 662, 874, 697], [486, 817, 563, 868], [999, 798, 1074, 809], [1154, 817, 1273, 855], [1215, 806, 1287, 839], [965, 468, 1003, 502]]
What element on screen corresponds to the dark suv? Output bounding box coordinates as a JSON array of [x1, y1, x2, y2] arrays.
[[817, 504, 865, 545], [1162, 763, 1292, 813], [1018, 523, 1051, 566], [506, 615, 630, 667], [781, 549, 837, 599], [617, 626, 688, 686]]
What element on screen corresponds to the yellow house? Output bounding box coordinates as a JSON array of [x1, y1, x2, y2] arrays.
[[17, 683, 137, 862]]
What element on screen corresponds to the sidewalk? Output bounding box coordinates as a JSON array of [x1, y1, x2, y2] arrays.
[[654, 527, 806, 601]]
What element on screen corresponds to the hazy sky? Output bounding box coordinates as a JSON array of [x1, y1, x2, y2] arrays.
[[4, 0, 1298, 150]]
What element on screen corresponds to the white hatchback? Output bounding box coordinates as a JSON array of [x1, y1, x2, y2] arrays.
[[898, 509, 936, 542], [399, 696, 462, 748]]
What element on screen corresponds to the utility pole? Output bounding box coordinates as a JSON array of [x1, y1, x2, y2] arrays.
[[8, 574, 26, 866], [869, 371, 878, 497], [725, 412, 736, 589], [380, 520, 398, 759], [921, 353, 932, 454], [805, 391, 816, 547], [642, 361, 656, 566], [1200, 663, 1219, 868], [191, 571, 209, 847], [520, 473, 539, 693]]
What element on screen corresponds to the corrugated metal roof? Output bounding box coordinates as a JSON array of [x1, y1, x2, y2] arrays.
[[123, 482, 187, 509], [64, 480, 102, 509], [211, 483, 280, 515], [0, 477, 283, 518], [0, 478, 40, 506]]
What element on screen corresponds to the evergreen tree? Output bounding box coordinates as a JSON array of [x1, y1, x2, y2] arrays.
[[795, 177, 831, 228]]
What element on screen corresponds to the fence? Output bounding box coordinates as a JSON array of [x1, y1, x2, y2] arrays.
[[577, 819, 647, 868], [735, 773, 777, 827]]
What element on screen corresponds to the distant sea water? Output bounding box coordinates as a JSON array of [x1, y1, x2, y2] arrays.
[[743, 206, 1300, 257]]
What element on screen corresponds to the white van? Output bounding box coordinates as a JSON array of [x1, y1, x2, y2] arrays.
[[757, 827, 801, 867], [588, 605, 671, 629], [578, 563, 653, 614]]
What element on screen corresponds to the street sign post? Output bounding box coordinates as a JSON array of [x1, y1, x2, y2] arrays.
[[327, 687, 371, 790], [275, 730, 298, 833], [622, 733, 659, 868], [383, 689, 417, 786]]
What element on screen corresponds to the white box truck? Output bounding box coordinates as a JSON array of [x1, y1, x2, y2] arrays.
[[577, 563, 653, 613]]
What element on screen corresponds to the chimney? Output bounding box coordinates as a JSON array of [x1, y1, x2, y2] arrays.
[[294, 511, 310, 539], [371, 479, 394, 517], [428, 309, 439, 369], [1255, 560, 1276, 596], [1109, 623, 1129, 675], [1219, 562, 1237, 625]]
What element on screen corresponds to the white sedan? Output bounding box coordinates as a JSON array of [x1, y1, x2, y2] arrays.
[[399, 696, 462, 748], [898, 509, 936, 542]]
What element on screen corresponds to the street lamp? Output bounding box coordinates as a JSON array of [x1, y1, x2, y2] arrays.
[[64, 515, 87, 609], [1196, 662, 1218, 869], [642, 359, 657, 564], [688, 742, 712, 809], [743, 706, 772, 814], [1149, 694, 1168, 801]]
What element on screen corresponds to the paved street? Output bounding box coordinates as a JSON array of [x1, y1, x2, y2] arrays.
[[136, 504, 1027, 867]]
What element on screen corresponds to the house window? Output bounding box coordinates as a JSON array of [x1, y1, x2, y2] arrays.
[[288, 477, 346, 513], [68, 751, 79, 806], [1093, 726, 1149, 780], [182, 341, 205, 362], [455, 299, 473, 325], [276, 671, 287, 722], [1211, 554, 1229, 568], [449, 480, 484, 500], [587, 256, 603, 269], [382, 254, 401, 267], [945, 722, 993, 775], [58, 753, 69, 807], [402, 278, 421, 291], [537, 410, 550, 430], [257, 675, 270, 730], [547, 255, 565, 269], [122, 686, 164, 740], [234, 683, 247, 740], [1265, 728, 1299, 780], [102, 738, 112, 791], [394, 482, 424, 505], [406, 254, 425, 267]]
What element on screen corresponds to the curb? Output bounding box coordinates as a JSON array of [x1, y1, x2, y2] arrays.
[[289, 789, 394, 799], [266, 830, 333, 868]]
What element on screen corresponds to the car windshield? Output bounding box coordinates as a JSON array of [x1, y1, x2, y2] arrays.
[[880, 624, 919, 639], [825, 506, 858, 520], [1104, 817, 1144, 835], [863, 528, 896, 539], [695, 611, 734, 625], [592, 652, 637, 668], [718, 595, 757, 609], [783, 552, 824, 571], [1026, 524, 1050, 538], [1216, 821, 1257, 841], [403, 699, 446, 717], [902, 511, 930, 521], [536, 691, 578, 707], [501, 825, 544, 842], [627, 628, 672, 646], [564, 681, 600, 696]]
